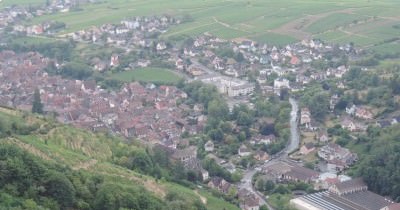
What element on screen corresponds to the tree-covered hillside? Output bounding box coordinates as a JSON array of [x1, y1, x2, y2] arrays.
[[0, 143, 166, 210], [0, 107, 239, 210], [350, 125, 400, 202]]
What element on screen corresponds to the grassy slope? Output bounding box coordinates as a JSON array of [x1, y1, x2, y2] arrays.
[[0, 107, 239, 210], [20, 0, 400, 47]]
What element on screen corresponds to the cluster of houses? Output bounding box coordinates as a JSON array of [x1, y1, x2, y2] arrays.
[[67, 15, 180, 49], [3, 0, 363, 105], [261, 159, 375, 198], [3, 3, 400, 209], [317, 143, 358, 173], [0, 51, 208, 150], [177, 35, 357, 99], [263, 161, 320, 184]]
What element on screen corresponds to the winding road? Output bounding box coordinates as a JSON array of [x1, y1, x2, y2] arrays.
[[238, 98, 300, 210], [287, 98, 300, 155]]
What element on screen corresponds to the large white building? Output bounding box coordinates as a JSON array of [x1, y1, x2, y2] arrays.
[[198, 75, 255, 97], [273, 77, 290, 95]]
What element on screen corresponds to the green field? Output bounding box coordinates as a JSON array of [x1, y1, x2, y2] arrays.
[[0, 0, 44, 8], [20, 0, 400, 47], [370, 42, 400, 55], [110, 67, 182, 84], [251, 32, 298, 46], [306, 13, 366, 34]]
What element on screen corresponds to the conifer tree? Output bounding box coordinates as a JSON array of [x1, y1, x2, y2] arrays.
[[32, 89, 43, 114]]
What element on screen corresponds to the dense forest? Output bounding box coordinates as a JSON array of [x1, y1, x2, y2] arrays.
[[351, 125, 400, 202]]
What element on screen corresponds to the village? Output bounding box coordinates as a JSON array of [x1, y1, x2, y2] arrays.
[[1, 2, 400, 210]]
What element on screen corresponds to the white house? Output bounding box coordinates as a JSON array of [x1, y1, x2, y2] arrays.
[[204, 140, 214, 152], [238, 145, 251, 157]]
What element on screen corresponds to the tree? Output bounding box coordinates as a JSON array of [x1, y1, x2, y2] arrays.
[[207, 99, 229, 120], [60, 62, 92, 80], [44, 172, 76, 208], [237, 111, 252, 126], [256, 179, 265, 191], [264, 180, 275, 193], [32, 89, 43, 114], [208, 128, 224, 142], [309, 93, 329, 120], [128, 150, 153, 174]]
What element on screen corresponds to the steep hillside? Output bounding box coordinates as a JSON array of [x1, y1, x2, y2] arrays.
[[0, 107, 239, 210]]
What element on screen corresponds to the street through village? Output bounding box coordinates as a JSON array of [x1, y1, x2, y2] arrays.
[[238, 98, 300, 210]]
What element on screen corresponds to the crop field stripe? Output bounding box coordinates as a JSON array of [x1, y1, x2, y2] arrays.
[[15, 0, 400, 47]]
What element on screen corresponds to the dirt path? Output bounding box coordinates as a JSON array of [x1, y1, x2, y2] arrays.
[[338, 28, 367, 38], [212, 16, 250, 33], [194, 190, 207, 204]]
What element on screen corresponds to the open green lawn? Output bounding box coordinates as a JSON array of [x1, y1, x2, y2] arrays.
[[110, 67, 182, 84], [20, 0, 400, 47]]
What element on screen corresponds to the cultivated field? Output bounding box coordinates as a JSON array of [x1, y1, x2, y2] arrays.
[[0, 0, 44, 7], [7, 0, 400, 49]]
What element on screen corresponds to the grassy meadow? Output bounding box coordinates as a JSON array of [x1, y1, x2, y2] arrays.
[[110, 67, 182, 84]]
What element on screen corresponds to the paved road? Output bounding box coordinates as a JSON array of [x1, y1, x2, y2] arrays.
[[286, 98, 300, 154], [239, 169, 268, 204], [238, 98, 300, 210]]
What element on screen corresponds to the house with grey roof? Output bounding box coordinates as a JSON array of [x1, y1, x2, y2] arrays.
[[291, 178, 398, 210]]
